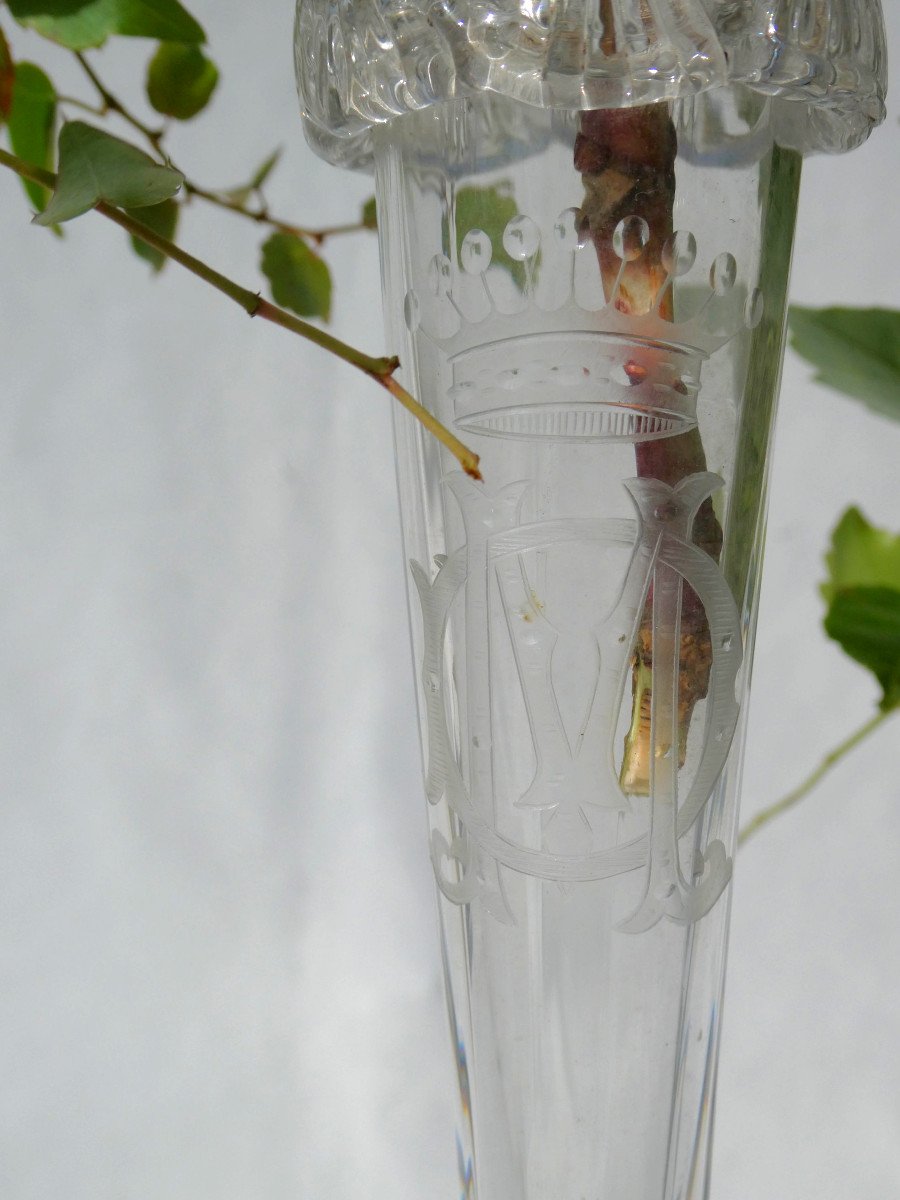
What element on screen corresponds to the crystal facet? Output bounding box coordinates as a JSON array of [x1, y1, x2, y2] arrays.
[[295, 0, 887, 166]]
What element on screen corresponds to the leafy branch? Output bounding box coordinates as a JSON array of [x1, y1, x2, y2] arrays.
[[0, 140, 479, 478], [739, 307, 900, 845], [74, 48, 164, 150], [0, 2, 480, 478], [738, 709, 892, 846], [2, 0, 896, 844], [182, 178, 372, 245], [72, 49, 369, 245]]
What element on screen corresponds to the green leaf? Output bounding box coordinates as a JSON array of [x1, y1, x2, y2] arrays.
[[249, 147, 281, 192], [361, 195, 377, 230], [789, 306, 900, 422], [261, 232, 332, 322], [7, 0, 205, 51], [146, 41, 218, 120], [0, 26, 14, 122], [821, 507, 900, 604], [822, 508, 900, 710], [222, 148, 281, 206], [126, 195, 178, 271], [7, 62, 57, 213], [34, 120, 183, 226], [824, 588, 900, 711], [449, 183, 530, 290]]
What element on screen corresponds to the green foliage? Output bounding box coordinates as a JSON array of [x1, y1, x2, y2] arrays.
[[7, 0, 205, 51], [34, 120, 182, 225], [822, 508, 900, 604], [789, 306, 900, 422], [146, 41, 217, 120], [126, 195, 178, 271], [248, 148, 281, 192], [0, 10, 371, 308], [7, 62, 56, 213], [822, 508, 900, 711], [222, 147, 281, 206], [797, 308, 900, 711], [825, 589, 900, 712], [0, 0, 894, 846], [261, 232, 332, 321]]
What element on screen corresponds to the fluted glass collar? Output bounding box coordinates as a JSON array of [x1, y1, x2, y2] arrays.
[[295, 0, 887, 167]]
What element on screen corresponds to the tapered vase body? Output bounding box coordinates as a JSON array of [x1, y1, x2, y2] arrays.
[[375, 91, 798, 1200], [293, 2, 887, 1195]]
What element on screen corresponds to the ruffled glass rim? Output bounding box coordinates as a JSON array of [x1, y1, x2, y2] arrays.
[[295, 0, 887, 168]]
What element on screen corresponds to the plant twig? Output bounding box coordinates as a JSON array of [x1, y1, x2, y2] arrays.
[[75, 51, 165, 151], [182, 181, 368, 244], [738, 708, 892, 846], [73, 52, 367, 246], [57, 94, 107, 118], [576, 102, 721, 794], [0, 147, 481, 480]]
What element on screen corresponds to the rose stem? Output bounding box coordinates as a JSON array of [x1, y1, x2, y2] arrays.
[[574, 102, 722, 794]]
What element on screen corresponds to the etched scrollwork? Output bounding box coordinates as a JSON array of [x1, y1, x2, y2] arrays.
[[412, 471, 743, 931]]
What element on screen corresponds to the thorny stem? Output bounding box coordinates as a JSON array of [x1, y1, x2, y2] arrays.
[[73, 52, 367, 245], [738, 709, 893, 846], [0, 147, 481, 480]]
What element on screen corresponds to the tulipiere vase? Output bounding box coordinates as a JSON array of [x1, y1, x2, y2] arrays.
[[295, 3, 887, 1197]]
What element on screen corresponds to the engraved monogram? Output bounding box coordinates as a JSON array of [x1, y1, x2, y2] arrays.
[[412, 470, 742, 932], [409, 210, 750, 931]]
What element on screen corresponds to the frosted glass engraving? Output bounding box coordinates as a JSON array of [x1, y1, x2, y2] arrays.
[[411, 209, 760, 446], [296, 1, 888, 1184], [616, 473, 736, 933], [349, 72, 821, 1200], [412, 469, 741, 929]]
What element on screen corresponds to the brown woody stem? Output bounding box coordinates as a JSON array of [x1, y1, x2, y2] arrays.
[[575, 103, 721, 795]]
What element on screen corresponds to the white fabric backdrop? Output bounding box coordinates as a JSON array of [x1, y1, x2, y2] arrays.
[[1, 4, 898, 1197]]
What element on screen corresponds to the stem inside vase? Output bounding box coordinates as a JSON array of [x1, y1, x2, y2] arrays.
[[576, 103, 722, 796]]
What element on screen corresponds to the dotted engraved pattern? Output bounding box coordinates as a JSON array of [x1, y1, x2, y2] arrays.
[[406, 212, 762, 445]]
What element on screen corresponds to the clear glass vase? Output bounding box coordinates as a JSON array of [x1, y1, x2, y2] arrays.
[[294, 3, 886, 1196], [373, 91, 798, 1200]]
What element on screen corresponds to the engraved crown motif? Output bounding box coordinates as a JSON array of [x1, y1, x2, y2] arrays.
[[406, 210, 763, 444]]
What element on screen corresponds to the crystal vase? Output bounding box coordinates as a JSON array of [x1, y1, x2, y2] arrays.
[[295, 4, 887, 1197]]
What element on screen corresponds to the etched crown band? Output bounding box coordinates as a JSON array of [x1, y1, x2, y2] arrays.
[[405, 210, 763, 443], [449, 330, 701, 442]]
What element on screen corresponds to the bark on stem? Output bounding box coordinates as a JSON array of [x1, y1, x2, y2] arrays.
[[575, 104, 721, 794]]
